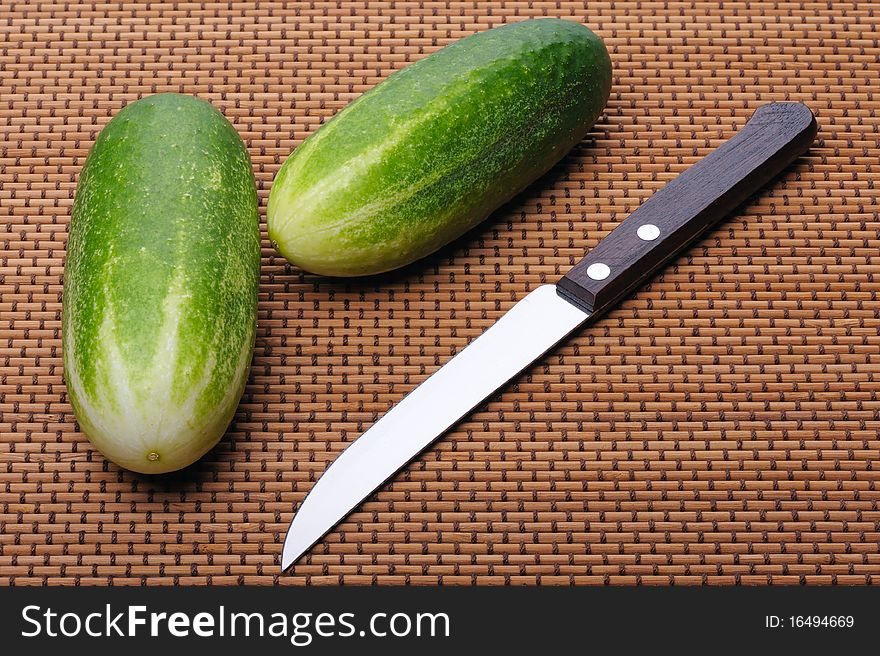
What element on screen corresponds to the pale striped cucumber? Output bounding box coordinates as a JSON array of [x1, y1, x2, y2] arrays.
[[267, 18, 612, 276], [63, 94, 260, 474]]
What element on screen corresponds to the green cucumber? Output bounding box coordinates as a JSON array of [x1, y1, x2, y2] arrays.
[[63, 93, 260, 474], [267, 18, 611, 276]]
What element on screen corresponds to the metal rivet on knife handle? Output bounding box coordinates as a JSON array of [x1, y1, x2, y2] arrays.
[[637, 224, 661, 241], [556, 102, 817, 316], [586, 262, 611, 281]]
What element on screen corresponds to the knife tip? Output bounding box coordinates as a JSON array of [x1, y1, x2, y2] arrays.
[[280, 554, 295, 573], [280, 543, 302, 573], [280, 530, 314, 573]]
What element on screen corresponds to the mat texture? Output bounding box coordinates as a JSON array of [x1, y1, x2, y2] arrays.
[[2, 1, 878, 586]]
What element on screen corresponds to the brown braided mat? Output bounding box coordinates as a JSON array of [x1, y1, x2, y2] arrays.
[[1, 1, 878, 585]]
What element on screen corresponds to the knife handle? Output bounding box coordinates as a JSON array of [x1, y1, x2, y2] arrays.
[[556, 102, 817, 315]]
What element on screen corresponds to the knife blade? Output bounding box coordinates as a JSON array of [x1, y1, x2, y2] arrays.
[[281, 102, 817, 571]]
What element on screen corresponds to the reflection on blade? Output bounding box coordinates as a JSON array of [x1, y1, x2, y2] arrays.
[[281, 284, 590, 570]]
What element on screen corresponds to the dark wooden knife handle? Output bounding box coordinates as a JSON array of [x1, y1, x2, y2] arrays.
[[556, 102, 817, 315]]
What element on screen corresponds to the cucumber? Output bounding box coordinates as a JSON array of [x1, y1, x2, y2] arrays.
[[267, 18, 611, 276], [63, 93, 260, 474]]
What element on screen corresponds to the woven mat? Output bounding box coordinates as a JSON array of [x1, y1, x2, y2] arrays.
[[2, 1, 878, 586]]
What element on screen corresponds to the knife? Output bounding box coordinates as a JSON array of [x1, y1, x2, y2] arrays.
[[281, 102, 817, 571]]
